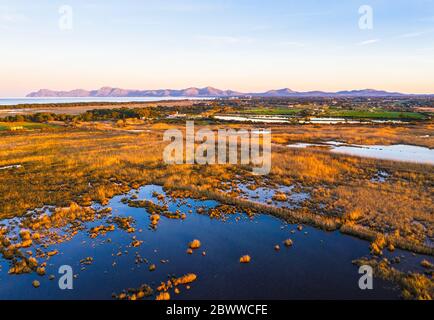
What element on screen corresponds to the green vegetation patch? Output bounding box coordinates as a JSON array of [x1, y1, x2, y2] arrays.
[[327, 109, 426, 120], [237, 107, 426, 120], [0, 122, 56, 131], [239, 107, 302, 115]]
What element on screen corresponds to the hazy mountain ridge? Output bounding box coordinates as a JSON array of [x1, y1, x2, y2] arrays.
[[27, 86, 430, 98]]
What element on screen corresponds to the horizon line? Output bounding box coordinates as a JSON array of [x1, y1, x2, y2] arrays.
[[21, 85, 434, 97]]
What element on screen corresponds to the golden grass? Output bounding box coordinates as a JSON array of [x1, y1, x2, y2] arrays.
[[0, 123, 433, 256], [0, 128, 166, 218]]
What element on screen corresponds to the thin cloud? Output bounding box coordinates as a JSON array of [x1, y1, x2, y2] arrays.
[[396, 29, 434, 38], [0, 12, 28, 23], [196, 35, 255, 45], [399, 32, 424, 38], [0, 5, 28, 27], [111, 18, 160, 27], [284, 11, 333, 18], [154, 2, 226, 13], [82, 1, 227, 14], [357, 39, 380, 46], [250, 25, 272, 32], [279, 41, 306, 48]]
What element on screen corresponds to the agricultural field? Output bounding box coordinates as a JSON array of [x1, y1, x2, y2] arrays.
[[236, 107, 427, 120], [239, 107, 303, 115], [325, 109, 427, 120]]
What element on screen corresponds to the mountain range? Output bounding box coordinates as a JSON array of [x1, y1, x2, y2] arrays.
[[26, 86, 429, 98]]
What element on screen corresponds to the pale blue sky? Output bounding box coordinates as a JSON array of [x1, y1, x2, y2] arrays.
[[1, 0, 434, 96]]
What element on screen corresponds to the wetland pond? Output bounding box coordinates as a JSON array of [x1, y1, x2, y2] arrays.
[[214, 115, 405, 124], [288, 141, 434, 165], [0, 184, 432, 300]]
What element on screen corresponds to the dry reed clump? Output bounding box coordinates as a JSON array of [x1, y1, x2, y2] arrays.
[[207, 204, 239, 219], [326, 181, 434, 246], [89, 224, 115, 238], [272, 193, 288, 201], [239, 255, 251, 263], [114, 284, 153, 300], [189, 239, 201, 249], [283, 239, 293, 247], [128, 199, 184, 221], [172, 273, 197, 286], [345, 208, 363, 221], [112, 216, 135, 233], [370, 235, 387, 255], [353, 258, 434, 300], [421, 260, 434, 269], [154, 273, 198, 300], [150, 214, 160, 228], [270, 147, 361, 184], [155, 292, 171, 300]]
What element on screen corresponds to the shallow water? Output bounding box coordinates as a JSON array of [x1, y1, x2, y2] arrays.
[[0, 165, 22, 170], [226, 182, 310, 208], [0, 185, 432, 300], [304, 117, 404, 124], [288, 141, 434, 165], [215, 115, 292, 123]]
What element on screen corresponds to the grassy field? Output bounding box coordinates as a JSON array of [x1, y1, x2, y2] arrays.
[[239, 107, 302, 115], [236, 107, 427, 120], [0, 122, 56, 131], [326, 109, 427, 120]]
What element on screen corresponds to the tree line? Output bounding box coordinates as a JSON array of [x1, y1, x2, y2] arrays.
[[1, 107, 159, 123]]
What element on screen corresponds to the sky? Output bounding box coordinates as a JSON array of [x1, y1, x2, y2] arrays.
[[0, 0, 434, 96]]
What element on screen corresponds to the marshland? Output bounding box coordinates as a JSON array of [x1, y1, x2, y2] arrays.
[[0, 97, 433, 300]]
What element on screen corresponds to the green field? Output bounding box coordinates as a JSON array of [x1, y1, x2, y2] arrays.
[[240, 107, 302, 115], [326, 109, 427, 120], [239, 107, 426, 120], [0, 122, 56, 131]]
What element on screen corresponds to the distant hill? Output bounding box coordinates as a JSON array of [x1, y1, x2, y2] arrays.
[[260, 88, 296, 96], [26, 86, 245, 98], [26, 86, 430, 98]]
